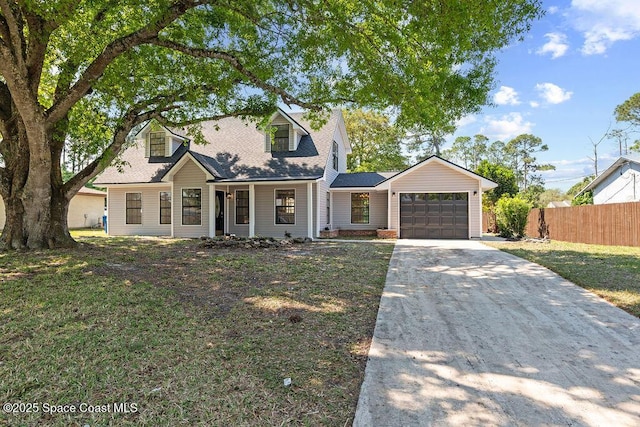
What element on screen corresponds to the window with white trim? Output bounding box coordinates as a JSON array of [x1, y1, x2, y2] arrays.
[[182, 188, 201, 225], [272, 125, 290, 151], [149, 132, 166, 156], [235, 190, 249, 224], [160, 191, 171, 224], [126, 193, 142, 224], [332, 141, 339, 171], [275, 189, 295, 224], [326, 192, 331, 224], [351, 192, 370, 224]]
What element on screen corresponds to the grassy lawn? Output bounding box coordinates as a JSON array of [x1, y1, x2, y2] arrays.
[[0, 235, 394, 426], [484, 240, 640, 318]]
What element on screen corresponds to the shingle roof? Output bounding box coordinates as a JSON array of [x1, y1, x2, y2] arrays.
[[95, 111, 339, 185], [580, 154, 640, 194], [331, 172, 397, 188]]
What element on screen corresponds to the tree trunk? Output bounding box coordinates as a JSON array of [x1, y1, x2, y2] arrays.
[[0, 125, 76, 250]]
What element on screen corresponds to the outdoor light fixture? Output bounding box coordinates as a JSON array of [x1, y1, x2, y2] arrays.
[[473, 191, 478, 196], [392, 192, 396, 196], [226, 192, 233, 199]]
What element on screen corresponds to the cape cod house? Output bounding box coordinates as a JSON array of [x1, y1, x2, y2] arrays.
[[94, 109, 496, 239]]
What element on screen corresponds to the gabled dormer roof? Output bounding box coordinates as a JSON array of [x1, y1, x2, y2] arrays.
[[95, 110, 341, 185], [136, 121, 189, 142], [268, 108, 310, 135]]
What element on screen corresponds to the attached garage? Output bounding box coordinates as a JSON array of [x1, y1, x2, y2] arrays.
[[380, 157, 497, 239], [400, 192, 469, 239]]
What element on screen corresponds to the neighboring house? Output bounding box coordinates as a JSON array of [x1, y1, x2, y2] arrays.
[[0, 187, 106, 230], [579, 155, 640, 205], [94, 109, 497, 239], [546, 200, 571, 208]]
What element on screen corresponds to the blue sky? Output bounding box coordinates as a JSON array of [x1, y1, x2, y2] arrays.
[[448, 0, 640, 191]]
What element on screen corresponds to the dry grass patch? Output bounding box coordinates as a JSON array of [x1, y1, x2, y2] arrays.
[[0, 236, 394, 426], [484, 240, 640, 318]]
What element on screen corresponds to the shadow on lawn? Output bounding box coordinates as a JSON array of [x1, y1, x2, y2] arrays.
[[500, 247, 640, 318]]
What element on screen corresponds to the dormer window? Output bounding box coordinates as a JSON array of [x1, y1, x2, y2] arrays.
[[272, 125, 290, 151], [149, 132, 166, 157]]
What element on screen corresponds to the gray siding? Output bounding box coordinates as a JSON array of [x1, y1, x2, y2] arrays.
[[593, 163, 640, 204], [332, 191, 388, 230], [389, 161, 483, 238], [254, 184, 309, 238], [106, 186, 172, 236], [228, 185, 250, 237], [172, 159, 209, 238]]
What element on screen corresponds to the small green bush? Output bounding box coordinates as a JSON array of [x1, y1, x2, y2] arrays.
[[495, 195, 532, 238]]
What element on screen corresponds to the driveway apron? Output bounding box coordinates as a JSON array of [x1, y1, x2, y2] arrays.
[[353, 239, 640, 426]]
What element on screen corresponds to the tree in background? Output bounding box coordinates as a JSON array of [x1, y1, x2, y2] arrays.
[[475, 160, 518, 232], [446, 134, 488, 170], [615, 93, 640, 128], [407, 125, 454, 160], [614, 93, 640, 153], [343, 109, 408, 172], [505, 134, 555, 191], [0, 0, 543, 249], [446, 136, 473, 168], [565, 175, 594, 205]]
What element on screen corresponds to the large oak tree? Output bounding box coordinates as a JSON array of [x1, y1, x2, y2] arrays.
[[0, 0, 542, 249]]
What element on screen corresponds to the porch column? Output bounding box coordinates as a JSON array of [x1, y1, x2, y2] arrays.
[[249, 184, 255, 237], [170, 182, 175, 237], [307, 182, 313, 239], [387, 189, 392, 229], [209, 184, 215, 237], [225, 185, 230, 235]]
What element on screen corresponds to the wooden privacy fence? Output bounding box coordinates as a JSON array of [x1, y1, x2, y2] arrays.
[[524, 202, 640, 247]]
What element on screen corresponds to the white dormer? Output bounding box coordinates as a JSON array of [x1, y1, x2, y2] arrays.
[[264, 109, 309, 153], [139, 121, 188, 158]]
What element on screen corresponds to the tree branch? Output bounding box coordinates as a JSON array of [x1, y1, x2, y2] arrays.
[[46, 0, 204, 125], [149, 37, 324, 111], [0, 0, 25, 67]]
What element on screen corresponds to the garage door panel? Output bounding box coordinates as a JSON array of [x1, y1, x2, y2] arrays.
[[400, 192, 468, 239]]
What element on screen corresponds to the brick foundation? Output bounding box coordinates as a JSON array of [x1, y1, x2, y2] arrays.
[[376, 229, 398, 239], [338, 229, 377, 237], [319, 229, 340, 238]]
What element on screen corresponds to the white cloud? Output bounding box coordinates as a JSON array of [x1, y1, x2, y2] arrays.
[[493, 86, 520, 105], [535, 82, 573, 104], [480, 113, 534, 140], [570, 0, 640, 55], [529, 101, 540, 108], [455, 115, 477, 128], [548, 6, 559, 14], [537, 32, 570, 59]]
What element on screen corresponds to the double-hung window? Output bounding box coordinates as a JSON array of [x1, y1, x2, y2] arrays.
[[149, 132, 166, 156], [272, 125, 289, 151], [182, 189, 201, 225], [275, 189, 295, 224], [126, 193, 142, 224], [235, 190, 249, 224], [351, 192, 370, 224], [160, 191, 171, 224]]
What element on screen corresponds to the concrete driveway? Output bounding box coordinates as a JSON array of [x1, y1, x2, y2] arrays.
[[353, 239, 640, 427]]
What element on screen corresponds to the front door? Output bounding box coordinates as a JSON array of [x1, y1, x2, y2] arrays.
[[215, 191, 225, 235]]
